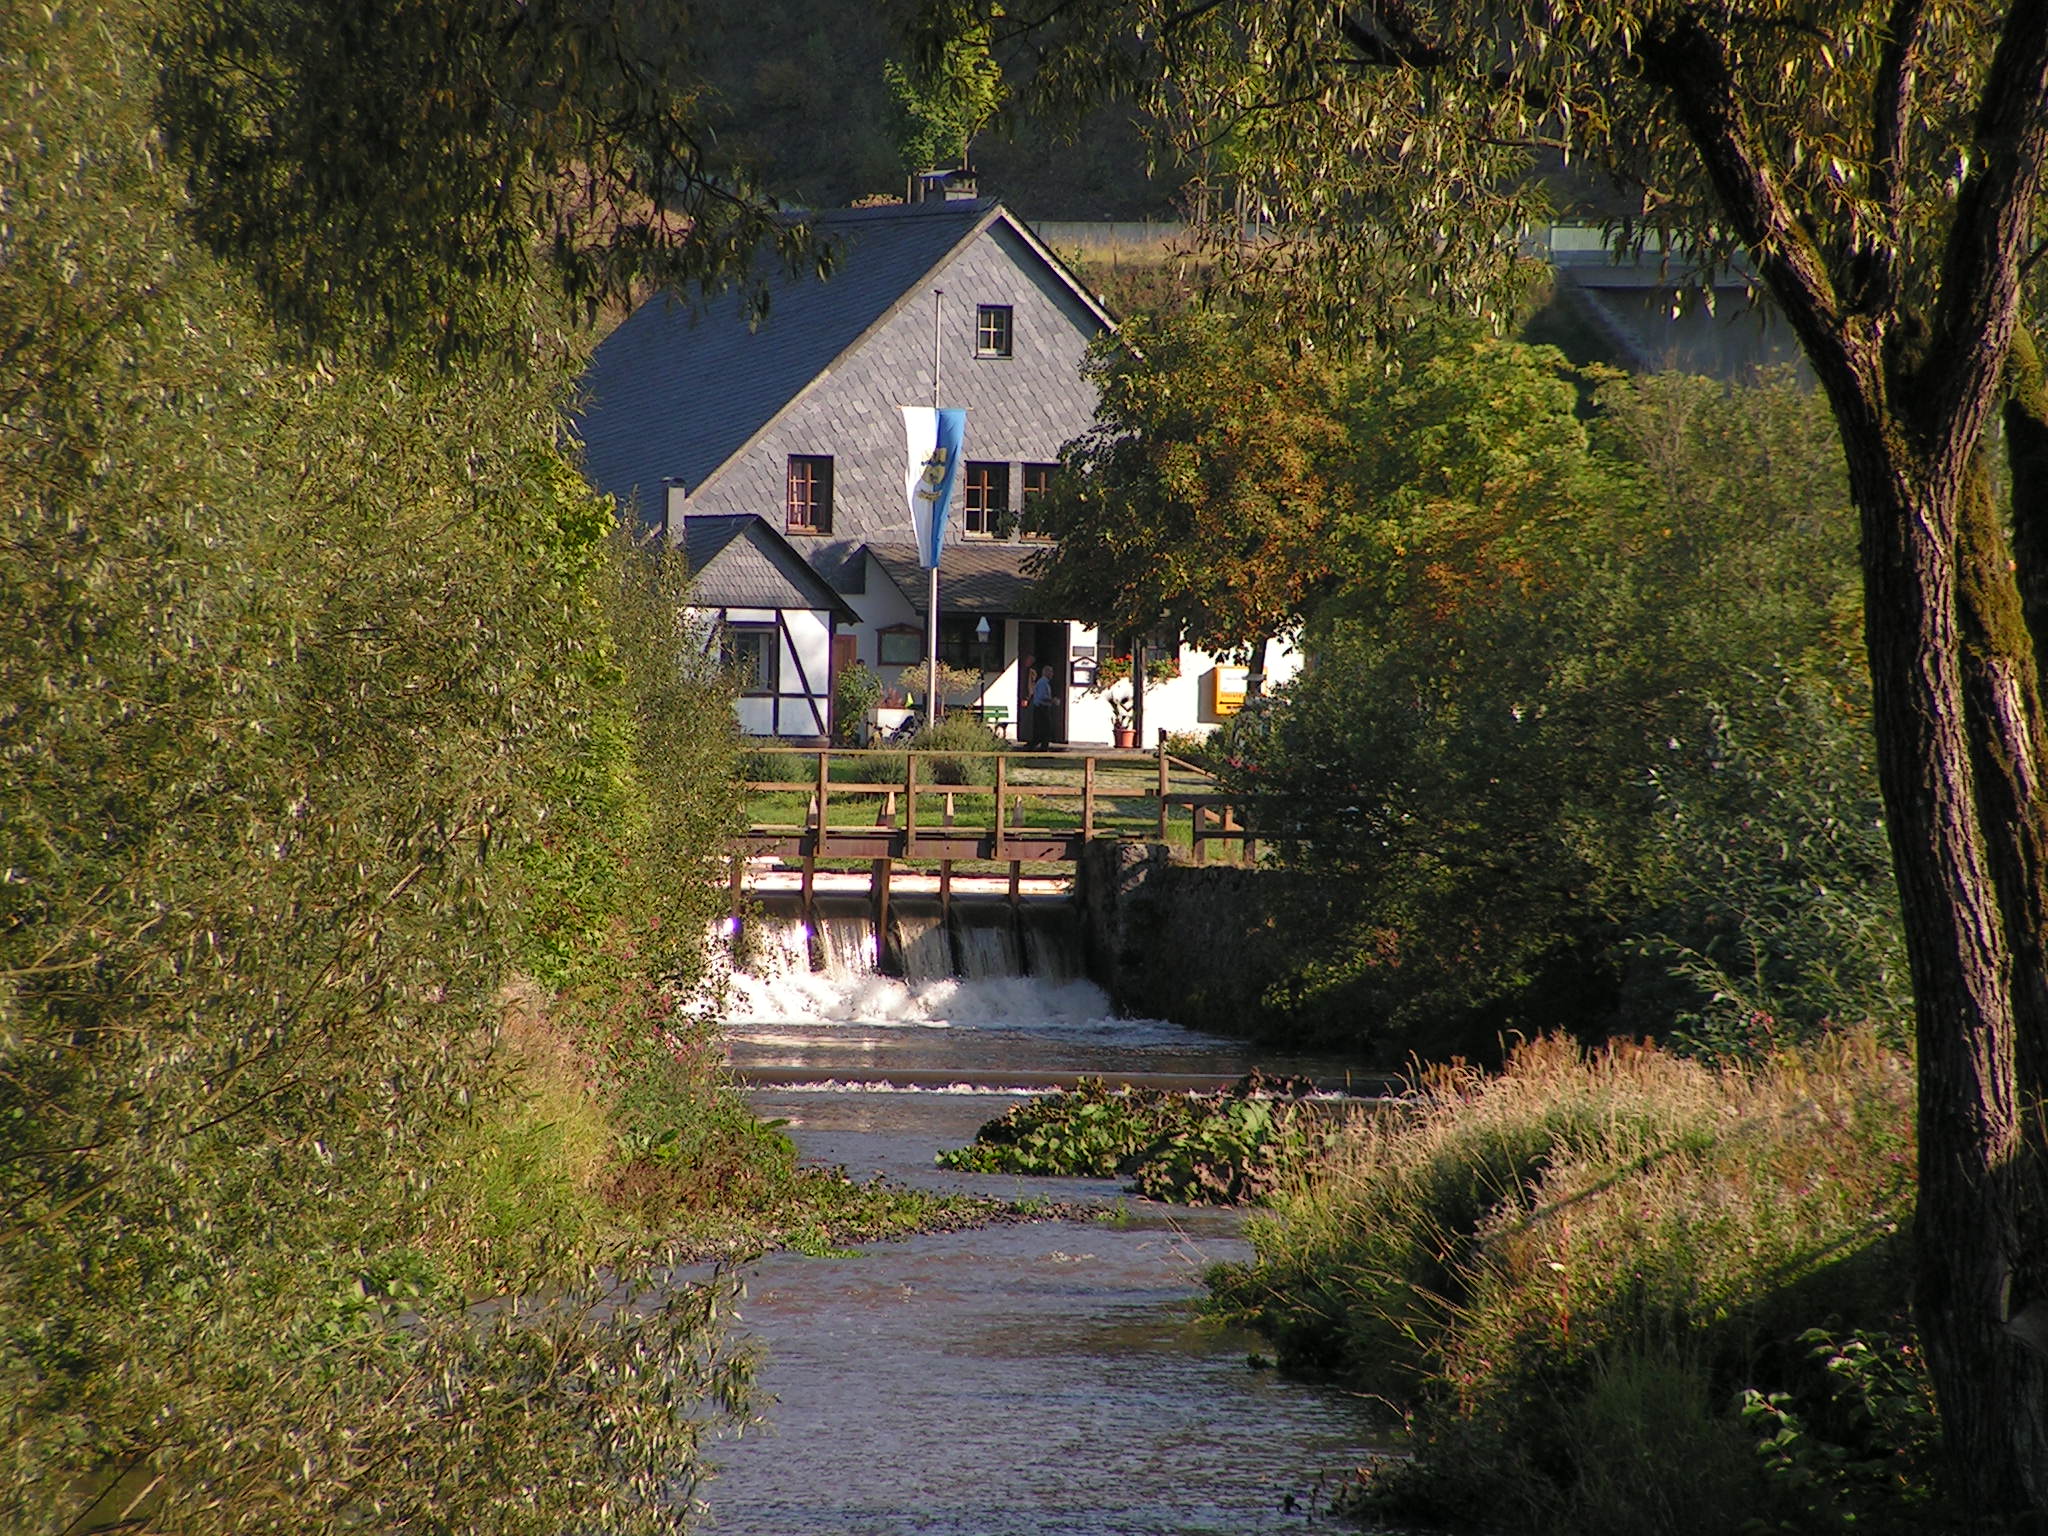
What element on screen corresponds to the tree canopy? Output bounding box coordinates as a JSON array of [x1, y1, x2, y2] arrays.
[[925, 0, 2048, 1514], [0, 4, 803, 1530], [1027, 314, 1356, 661], [157, 0, 820, 358]]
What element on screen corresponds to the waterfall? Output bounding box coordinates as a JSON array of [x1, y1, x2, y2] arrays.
[[1021, 902, 1081, 982], [720, 888, 1155, 1034], [950, 901, 1020, 980], [813, 895, 877, 977], [891, 898, 954, 983]]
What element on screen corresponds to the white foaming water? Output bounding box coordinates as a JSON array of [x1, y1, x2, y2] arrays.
[[719, 911, 1218, 1048]]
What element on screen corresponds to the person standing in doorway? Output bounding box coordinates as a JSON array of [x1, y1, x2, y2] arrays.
[[1029, 663, 1054, 749]]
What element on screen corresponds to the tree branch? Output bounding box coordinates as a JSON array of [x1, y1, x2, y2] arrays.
[[1918, 2, 2048, 476], [1636, 11, 1867, 405], [1337, 3, 1448, 70], [1860, 0, 1930, 316]]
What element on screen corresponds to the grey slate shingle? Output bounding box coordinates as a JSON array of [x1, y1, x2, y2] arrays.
[[681, 513, 858, 620], [864, 541, 1046, 617], [575, 201, 1000, 523]]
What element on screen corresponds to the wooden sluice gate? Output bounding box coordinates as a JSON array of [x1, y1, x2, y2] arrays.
[[729, 744, 1268, 948]]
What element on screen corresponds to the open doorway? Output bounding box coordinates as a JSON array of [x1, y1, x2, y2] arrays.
[[1015, 621, 1071, 746]]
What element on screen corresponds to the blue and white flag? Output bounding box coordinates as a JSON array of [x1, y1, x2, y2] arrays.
[[902, 405, 966, 569]]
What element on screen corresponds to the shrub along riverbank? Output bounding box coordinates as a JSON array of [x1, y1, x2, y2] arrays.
[[1211, 1035, 1938, 1534], [1, 9, 977, 1533], [937, 1039, 1938, 1529]]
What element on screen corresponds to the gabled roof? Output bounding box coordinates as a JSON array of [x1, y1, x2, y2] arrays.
[[682, 514, 858, 621], [573, 199, 1115, 520], [865, 541, 1046, 618]]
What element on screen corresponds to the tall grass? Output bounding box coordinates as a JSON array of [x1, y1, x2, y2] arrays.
[[1212, 1035, 1933, 1532]]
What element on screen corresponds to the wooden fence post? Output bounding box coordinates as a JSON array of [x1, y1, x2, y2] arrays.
[[905, 753, 919, 856], [1155, 740, 1169, 842], [994, 752, 1008, 855]]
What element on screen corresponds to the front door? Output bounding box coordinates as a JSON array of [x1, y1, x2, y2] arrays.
[[1016, 621, 1070, 745]]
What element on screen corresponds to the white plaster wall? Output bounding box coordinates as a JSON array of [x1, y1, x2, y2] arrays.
[[1064, 625, 1306, 746], [701, 604, 837, 738]]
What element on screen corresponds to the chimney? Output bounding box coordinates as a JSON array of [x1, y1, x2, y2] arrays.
[[907, 167, 979, 204]]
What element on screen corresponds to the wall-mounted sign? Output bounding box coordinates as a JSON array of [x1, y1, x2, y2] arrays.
[[1069, 656, 1099, 690], [1207, 665, 1248, 716]]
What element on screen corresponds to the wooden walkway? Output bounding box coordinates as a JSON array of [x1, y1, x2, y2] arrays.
[[732, 745, 1264, 946], [736, 744, 1257, 867]]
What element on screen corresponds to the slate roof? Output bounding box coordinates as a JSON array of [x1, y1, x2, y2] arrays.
[[577, 199, 1096, 522], [681, 514, 858, 621], [865, 541, 1047, 618]]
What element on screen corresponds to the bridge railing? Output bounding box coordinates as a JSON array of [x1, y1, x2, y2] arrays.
[[738, 742, 1258, 863]]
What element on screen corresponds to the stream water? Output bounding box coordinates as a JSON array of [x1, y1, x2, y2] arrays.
[[700, 887, 1400, 1535]]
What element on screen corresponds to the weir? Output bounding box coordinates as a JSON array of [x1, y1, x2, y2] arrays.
[[739, 889, 1084, 984]]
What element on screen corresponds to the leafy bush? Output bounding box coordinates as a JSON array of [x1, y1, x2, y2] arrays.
[[1219, 357, 1887, 1061], [833, 661, 883, 745], [1635, 684, 1909, 1059], [0, 9, 870, 1531], [938, 1073, 1332, 1204], [909, 712, 1006, 784], [1160, 728, 1226, 771], [1211, 1035, 1931, 1531]]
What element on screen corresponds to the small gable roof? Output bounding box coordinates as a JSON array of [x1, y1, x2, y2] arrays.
[[574, 200, 1113, 521], [865, 541, 1044, 618], [682, 514, 858, 621]]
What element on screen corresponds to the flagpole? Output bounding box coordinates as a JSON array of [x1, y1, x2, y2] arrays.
[[927, 288, 944, 724]]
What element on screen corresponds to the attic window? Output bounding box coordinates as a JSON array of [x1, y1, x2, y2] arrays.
[[786, 454, 832, 534], [975, 305, 1013, 358]]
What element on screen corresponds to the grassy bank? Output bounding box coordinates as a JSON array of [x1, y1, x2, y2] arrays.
[[1208, 1035, 1943, 1533], [436, 984, 991, 1277]]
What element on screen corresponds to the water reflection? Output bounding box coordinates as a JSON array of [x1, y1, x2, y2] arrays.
[[705, 898, 1398, 1534], [707, 1195, 1393, 1536]]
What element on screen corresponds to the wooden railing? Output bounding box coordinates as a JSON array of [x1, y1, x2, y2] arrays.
[[735, 743, 1285, 862], [733, 744, 1283, 937]]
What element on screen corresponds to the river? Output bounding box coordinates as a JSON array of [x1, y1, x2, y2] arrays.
[[699, 887, 1400, 1535]]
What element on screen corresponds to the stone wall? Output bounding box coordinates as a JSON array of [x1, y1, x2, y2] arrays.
[[1076, 841, 1316, 1039]]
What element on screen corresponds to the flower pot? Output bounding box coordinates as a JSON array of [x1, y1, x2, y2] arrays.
[[1113, 727, 1137, 749]]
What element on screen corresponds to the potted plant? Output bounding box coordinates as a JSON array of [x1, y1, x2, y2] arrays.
[[1108, 690, 1137, 749]]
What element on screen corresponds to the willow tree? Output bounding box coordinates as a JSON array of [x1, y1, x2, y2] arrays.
[[925, 0, 2048, 1518]]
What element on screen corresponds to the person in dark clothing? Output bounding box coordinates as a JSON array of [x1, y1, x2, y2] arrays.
[[1028, 664, 1055, 748]]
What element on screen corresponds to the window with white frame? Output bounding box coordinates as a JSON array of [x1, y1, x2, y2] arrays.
[[975, 304, 1013, 358], [721, 623, 778, 694]]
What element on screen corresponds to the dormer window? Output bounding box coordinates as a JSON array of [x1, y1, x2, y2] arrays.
[[786, 454, 832, 534], [975, 304, 1013, 358]]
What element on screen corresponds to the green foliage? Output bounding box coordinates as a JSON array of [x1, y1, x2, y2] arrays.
[[156, 0, 813, 358], [1213, 1036, 1928, 1533], [1032, 313, 1356, 658], [1222, 352, 1890, 1058], [1738, 1328, 1946, 1532], [0, 7, 773, 1531], [937, 1074, 1330, 1204], [885, 21, 1004, 172], [833, 661, 883, 744], [897, 657, 984, 705], [909, 712, 1006, 784]]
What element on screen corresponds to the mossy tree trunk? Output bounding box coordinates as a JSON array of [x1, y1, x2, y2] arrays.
[[1638, 10, 2048, 1518]]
